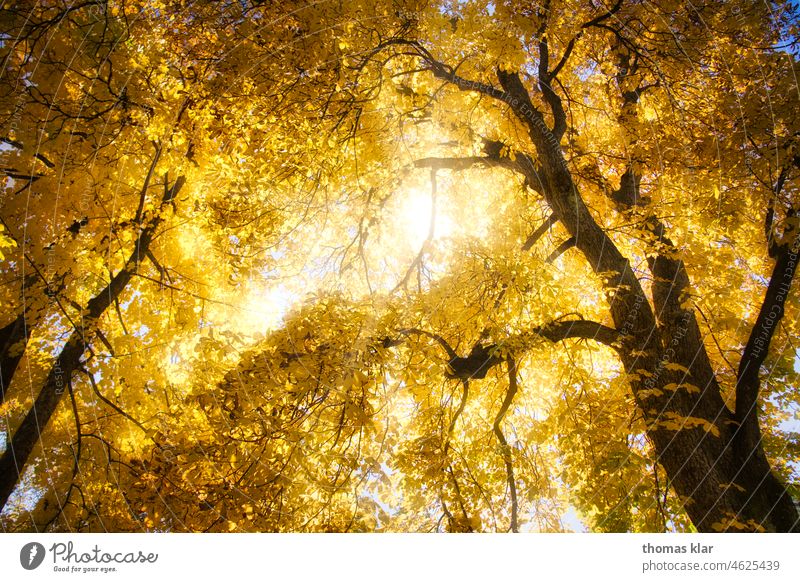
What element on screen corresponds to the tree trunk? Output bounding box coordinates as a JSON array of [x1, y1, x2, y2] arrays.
[[491, 69, 799, 532], [0, 313, 29, 403], [0, 275, 48, 404]]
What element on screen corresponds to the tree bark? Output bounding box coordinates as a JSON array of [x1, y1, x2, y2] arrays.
[[0, 273, 48, 405], [732, 235, 800, 532], [0, 312, 29, 403]]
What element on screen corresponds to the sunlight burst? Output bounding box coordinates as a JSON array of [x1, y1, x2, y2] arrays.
[[399, 185, 454, 249]]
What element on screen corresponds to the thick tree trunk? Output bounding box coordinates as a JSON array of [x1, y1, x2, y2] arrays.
[[0, 331, 87, 509], [633, 188, 799, 531], [493, 71, 798, 532], [731, 236, 800, 532], [631, 340, 799, 531], [378, 37, 797, 532]]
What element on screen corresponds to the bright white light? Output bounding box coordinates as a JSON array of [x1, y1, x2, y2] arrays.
[[399, 186, 454, 249], [240, 285, 295, 334]]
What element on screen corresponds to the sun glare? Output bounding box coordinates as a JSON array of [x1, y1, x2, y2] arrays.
[[400, 185, 455, 249], [238, 285, 296, 334]]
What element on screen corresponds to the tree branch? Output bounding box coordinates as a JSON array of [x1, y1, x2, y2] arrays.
[[415, 139, 546, 197], [392, 168, 437, 292], [545, 236, 576, 263], [766, 165, 790, 258], [537, 36, 567, 142], [522, 213, 558, 252], [735, 232, 800, 453], [548, 0, 625, 89], [397, 327, 459, 361], [413, 155, 499, 172], [0, 312, 29, 404], [0, 174, 186, 511], [531, 319, 620, 347], [493, 356, 520, 533], [377, 39, 643, 316]]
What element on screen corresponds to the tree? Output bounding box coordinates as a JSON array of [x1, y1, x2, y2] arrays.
[[1, 0, 798, 532]]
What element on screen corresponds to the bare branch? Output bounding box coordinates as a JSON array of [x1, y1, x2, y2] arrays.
[[397, 327, 459, 361], [537, 36, 567, 141], [522, 213, 558, 251], [493, 356, 520, 533], [134, 143, 162, 223], [766, 165, 790, 258], [415, 139, 546, 197], [545, 236, 576, 263], [531, 319, 620, 347]]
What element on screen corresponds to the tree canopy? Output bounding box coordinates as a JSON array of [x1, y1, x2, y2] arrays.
[[1, 0, 799, 533]]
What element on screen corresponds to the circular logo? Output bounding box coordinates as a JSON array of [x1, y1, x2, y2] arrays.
[[20, 542, 46, 570]]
